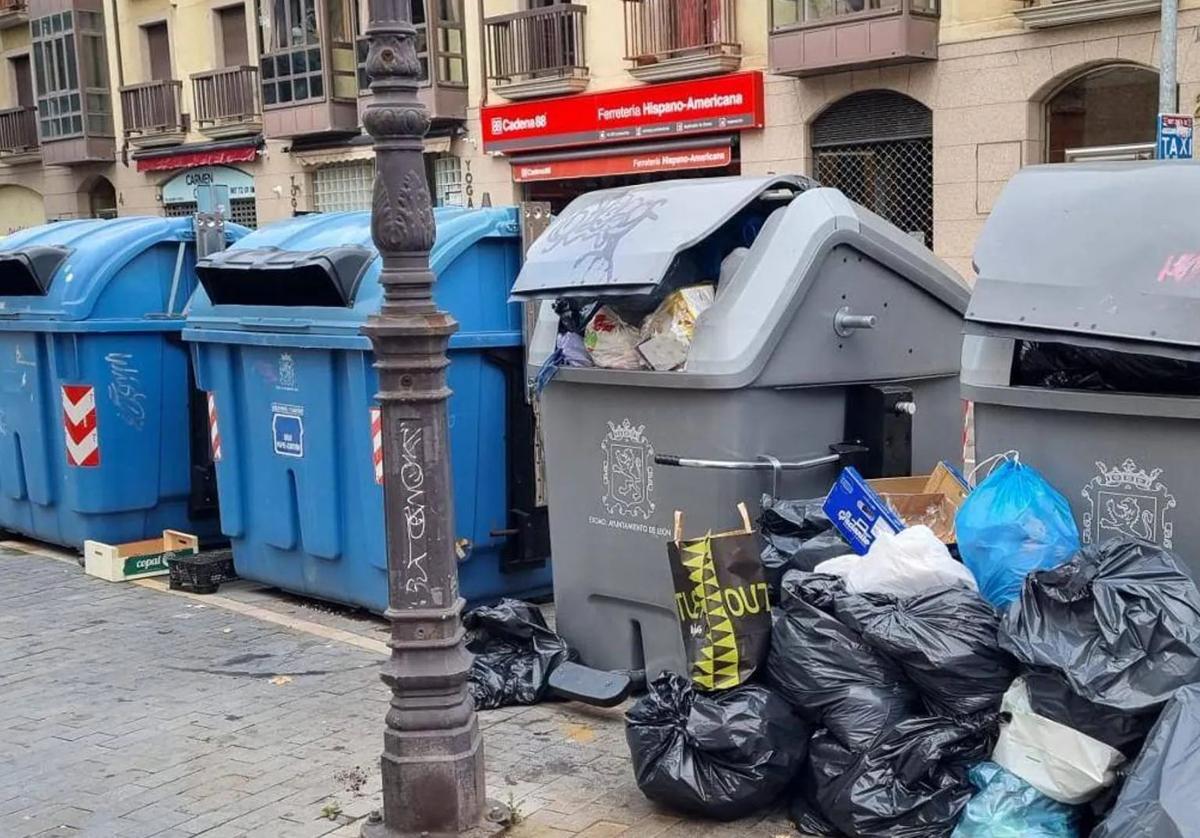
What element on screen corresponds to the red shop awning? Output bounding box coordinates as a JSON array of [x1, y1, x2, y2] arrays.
[[510, 139, 733, 183], [136, 144, 259, 173]]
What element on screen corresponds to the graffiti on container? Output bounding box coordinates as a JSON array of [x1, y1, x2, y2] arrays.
[[106, 352, 146, 430], [539, 193, 666, 282], [398, 421, 433, 605], [1157, 252, 1200, 284]]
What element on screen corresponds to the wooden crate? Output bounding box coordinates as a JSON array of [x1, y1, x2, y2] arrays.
[[83, 530, 199, 582]]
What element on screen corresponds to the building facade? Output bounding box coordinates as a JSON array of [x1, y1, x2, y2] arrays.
[[0, 0, 1197, 278]]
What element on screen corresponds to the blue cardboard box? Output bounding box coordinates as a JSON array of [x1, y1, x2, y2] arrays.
[[823, 467, 906, 555], [823, 463, 971, 556]]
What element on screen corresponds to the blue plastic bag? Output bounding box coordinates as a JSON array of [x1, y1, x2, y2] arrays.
[[956, 458, 1080, 609], [952, 762, 1080, 837]]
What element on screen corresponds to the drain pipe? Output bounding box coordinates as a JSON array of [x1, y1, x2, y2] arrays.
[[1160, 0, 1179, 114], [106, 0, 129, 166]]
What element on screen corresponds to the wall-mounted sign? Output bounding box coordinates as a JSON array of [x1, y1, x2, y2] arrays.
[[162, 165, 256, 205], [482, 72, 764, 154], [511, 145, 733, 183]]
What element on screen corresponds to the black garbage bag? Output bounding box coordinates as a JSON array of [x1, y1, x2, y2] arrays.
[[758, 495, 849, 589], [464, 599, 573, 710], [625, 672, 808, 821], [999, 538, 1200, 711], [1023, 667, 1158, 759], [1091, 683, 1200, 838], [832, 586, 1018, 717], [794, 714, 999, 838], [1013, 340, 1200, 396], [767, 572, 921, 750]]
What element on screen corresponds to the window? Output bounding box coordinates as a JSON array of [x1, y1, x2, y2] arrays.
[[432, 155, 462, 206], [313, 159, 375, 212], [166, 198, 258, 227], [772, 0, 931, 28], [142, 22, 172, 81], [260, 0, 324, 105], [436, 0, 465, 85], [31, 8, 112, 140], [1046, 65, 1159, 163], [218, 6, 250, 67]]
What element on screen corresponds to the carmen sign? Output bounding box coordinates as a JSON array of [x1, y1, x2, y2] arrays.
[[482, 72, 764, 154]]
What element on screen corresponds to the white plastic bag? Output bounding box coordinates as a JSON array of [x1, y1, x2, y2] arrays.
[[814, 525, 978, 597], [584, 306, 644, 370], [991, 677, 1124, 805]]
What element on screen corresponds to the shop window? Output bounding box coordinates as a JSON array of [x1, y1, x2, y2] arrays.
[[32, 9, 112, 140], [1046, 65, 1159, 163], [811, 90, 932, 247], [88, 176, 116, 219], [432, 155, 462, 206], [313, 159, 375, 212]]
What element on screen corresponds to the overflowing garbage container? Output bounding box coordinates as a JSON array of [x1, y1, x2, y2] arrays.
[[514, 175, 971, 676], [0, 216, 246, 549], [184, 208, 552, 612], [962, 162, 1200, 582]]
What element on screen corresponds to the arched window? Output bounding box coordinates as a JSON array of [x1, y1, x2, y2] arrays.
[[1045, 65, 1159, 162], [88, 177, 117, 219], [811, 90, 933, 247]]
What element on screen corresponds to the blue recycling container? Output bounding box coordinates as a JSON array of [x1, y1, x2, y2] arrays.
[[183, 208, 552, 612], [0, 216, 247, 549]]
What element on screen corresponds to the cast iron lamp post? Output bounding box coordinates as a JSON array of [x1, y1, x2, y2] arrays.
[[360, 0, 486, 834]]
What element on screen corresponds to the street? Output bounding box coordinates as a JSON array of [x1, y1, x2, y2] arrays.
[[0, 543, 797, 838]]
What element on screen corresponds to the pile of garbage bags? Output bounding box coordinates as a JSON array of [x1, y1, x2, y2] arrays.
[[620, 449, 1200, 836]]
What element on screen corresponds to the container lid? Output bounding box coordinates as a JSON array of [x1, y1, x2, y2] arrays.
[[969, 162, 1200, 351], [0, 216, 241, 324], [184, 206, 523, 346], [509, 175, 810, 299]]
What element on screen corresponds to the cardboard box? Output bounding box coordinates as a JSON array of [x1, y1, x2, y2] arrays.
[[84, 530, 199, 582], [824, 463, 970, 555]]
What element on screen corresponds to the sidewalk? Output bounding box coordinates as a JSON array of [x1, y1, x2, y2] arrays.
[[0, 544, 799, 838]]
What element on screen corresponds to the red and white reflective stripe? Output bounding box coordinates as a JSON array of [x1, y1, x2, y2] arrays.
[[62, 385, 100, 467], [371, 406, 383, 485], [208, 392, 222, 462]]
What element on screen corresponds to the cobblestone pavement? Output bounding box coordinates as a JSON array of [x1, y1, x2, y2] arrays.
[[0, 545, 800, 838]]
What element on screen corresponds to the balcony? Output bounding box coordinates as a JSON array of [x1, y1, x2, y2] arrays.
[[1015, 0, 1160, 29], [355, 36, 467, 124], [193, 67, 262, 140], [770, 0, 939, 78], [485, 4, 588, 100], [0, 107, 38, 163], [121, 80, 188, 148], [623, 0, 740, 82], [0, 0, 27, 29]]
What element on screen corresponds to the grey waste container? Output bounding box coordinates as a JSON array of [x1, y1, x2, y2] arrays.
[[514, 175, 971, 676], [963, 161, 1200, 580]]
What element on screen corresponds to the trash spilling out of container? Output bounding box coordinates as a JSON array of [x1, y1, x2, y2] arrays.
[[185, 208, 552, 613], [515, 175, 972, 679], [0, 216, 247, 549]]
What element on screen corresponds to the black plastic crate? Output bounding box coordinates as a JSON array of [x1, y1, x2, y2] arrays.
[[167, 548, 237, 594]]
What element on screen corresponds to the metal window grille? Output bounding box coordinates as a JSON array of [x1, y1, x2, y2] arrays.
[[813, 139, 933, 247], [433, 155, 462, 206], [164, 198, 258, 228], [812, 90, 933, 248], [313, 160, 375, 212]]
